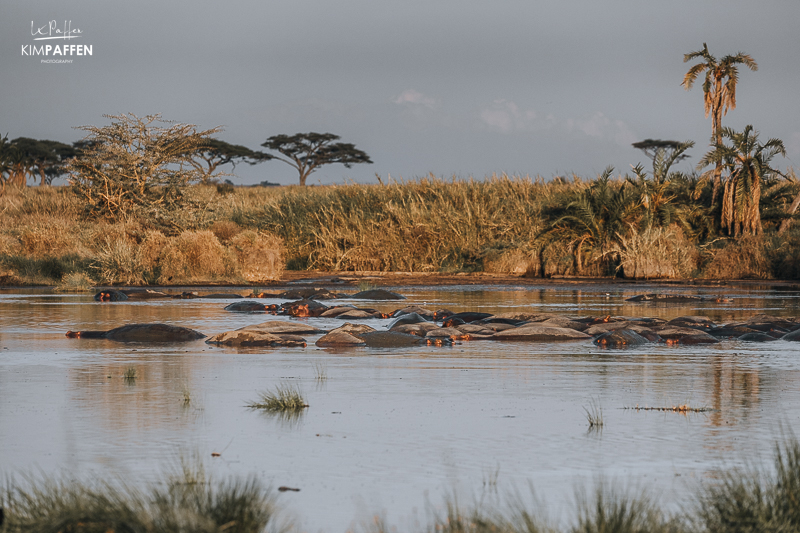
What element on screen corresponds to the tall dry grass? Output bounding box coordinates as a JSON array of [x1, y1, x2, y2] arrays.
[[614, 225, 698, 280], [235, 174, 548, 272], [1, 175, 799, 284]]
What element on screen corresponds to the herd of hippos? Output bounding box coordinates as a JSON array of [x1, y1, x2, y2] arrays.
[[66, 287, 800, 349]]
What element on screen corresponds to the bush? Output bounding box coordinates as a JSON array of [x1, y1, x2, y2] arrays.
[[701, 235, 770, 279]]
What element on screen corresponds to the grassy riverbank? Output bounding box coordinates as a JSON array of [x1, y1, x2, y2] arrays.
[[3, 437, 800, 532], [1, 173, 799, 286]]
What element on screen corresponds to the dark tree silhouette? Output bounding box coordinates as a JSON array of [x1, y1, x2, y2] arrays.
[[190, 138, 267, 182], [9, 137, 76, 185], [260, 132, 372, 186]]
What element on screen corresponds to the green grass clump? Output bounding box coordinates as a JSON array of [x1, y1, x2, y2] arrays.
[[696, 437, 800, 532], [2, 461, 280, 533], [247, 383, 308, 412]]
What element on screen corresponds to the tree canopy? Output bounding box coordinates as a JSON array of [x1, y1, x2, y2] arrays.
[[260, 132, 372, 186], [190, 138, 268, 182], [682, 43, 757, 202]]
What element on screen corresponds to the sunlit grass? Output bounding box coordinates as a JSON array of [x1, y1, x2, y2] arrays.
[[1, 460, 282, 533]]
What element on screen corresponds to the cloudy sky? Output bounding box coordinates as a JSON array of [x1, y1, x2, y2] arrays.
[[2, 0, 799, 185]]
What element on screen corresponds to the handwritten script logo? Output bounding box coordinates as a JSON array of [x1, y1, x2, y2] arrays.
[[31, 20, 82, 40]]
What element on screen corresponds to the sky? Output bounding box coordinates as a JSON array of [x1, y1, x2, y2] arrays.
[[1, 0, 799, 186]]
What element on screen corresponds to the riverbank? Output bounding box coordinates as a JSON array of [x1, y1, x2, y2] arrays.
[[2, 177, 799, 287]]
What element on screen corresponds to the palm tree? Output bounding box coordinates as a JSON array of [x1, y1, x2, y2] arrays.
[[682, 43, 757, 203], [698, 125, 785, 236], [538, 167, 640, 274]]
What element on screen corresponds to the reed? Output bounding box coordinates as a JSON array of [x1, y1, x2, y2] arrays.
[[584, 400, 604, 428]]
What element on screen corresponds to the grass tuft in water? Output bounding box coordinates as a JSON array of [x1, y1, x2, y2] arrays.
[[123, 366, 137, 382], [247, 383, 308, 412], [313, 362, 328, 382], [180, 384, 191, 406], [583, 399, 603, 428]]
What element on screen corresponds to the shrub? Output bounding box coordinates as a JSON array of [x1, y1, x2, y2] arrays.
[[157, 230, 237, 284], [701, 234, 770, 279], [229, 230, 285, 281]]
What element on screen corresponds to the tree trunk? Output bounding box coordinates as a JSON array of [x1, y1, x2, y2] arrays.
[[710, 97, 723, 205]]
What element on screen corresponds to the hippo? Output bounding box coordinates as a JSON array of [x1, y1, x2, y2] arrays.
[[279, 288, 340, 300], [626, 294, 704, 303], [316, 323, 376, 347], [279, 299, 328, 317], [389, 306, 436, 319], [120, 289, 171, 300], [66, 323, 205, 342], [350, 289, 405, 300], [224, 301, 270, 313], [738, 332, 778, 342], [708, 325, 759, 338], [593, 329, 650, 348], [389, 313, 431, 330], [782, 330, 800, 342], [94, 289, 128, 302], [666, 316, 717, 330], [492, 326, 591, 342], [359, 331, 452, 347], [442, 312, 493, 324], [441, 317, 466, 328], [433, 309, 455, 321]]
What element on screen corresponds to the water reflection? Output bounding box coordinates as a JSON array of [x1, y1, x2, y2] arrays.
[[1, 283, 800, 532]]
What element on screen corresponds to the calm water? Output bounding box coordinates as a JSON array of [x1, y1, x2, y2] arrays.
[[1, 282, 800, 531]]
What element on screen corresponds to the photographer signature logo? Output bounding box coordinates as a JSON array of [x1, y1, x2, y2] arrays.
[[21, 20, 93, 64]]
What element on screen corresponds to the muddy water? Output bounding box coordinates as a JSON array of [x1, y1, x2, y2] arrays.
[[1, 283, 800, 531]]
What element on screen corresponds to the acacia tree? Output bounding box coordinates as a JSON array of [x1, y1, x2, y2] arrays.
[[190, 138, 267, 183], [7, 137, 75, 186], [260, 132, 372, 186], [682, 43, 758, 203], [68, 113, 221, 219], [630, 139, 695, 229], [698, 125, 785, 236]]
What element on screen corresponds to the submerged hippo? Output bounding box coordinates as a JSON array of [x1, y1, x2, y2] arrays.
[[66, 323, 205, 342], [350, 289, 405, 300], [593, 329, 650, 348], [94, 289, 128, 302], [360, 331, 452, 347], [224, 300, 271, 313], [279, 299, 329, 317]]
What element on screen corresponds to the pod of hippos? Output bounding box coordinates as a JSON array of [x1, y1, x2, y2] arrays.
[[80, 289, 800, 348]]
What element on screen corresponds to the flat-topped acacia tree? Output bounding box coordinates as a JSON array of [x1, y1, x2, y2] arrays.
[[260, 132, 372, 186]]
